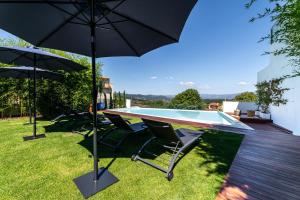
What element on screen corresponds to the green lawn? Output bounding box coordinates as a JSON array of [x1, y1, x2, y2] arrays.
[[0, 117, 243, 200]]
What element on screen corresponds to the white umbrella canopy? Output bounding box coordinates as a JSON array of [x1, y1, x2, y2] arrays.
[[0, 0, 198, 198]]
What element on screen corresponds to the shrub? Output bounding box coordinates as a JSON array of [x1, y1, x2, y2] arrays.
[[256, 77, 289, 113], [234, 92, 257, 102], [169, 89, 205, 110]]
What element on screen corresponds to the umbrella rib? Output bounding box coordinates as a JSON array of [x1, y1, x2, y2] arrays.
[[37, 6, 88, 46], [47, 2, 88, 24], [9, 50, 34, 65], [0, 1, 86, 4], [97, 19, 128, 26], [73, 0, 90, 22], [69, 21, 88, 26], [99, 10, 140, 56], [95, 0, 127, 24], [104, 9, 178, 42]]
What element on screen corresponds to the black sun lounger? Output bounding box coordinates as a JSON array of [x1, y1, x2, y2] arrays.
[[131, 118, 203, 181], [98, 112, 147, 151], [72, 112, 112, 138]]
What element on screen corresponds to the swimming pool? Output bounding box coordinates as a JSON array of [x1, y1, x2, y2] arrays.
[[106, 107, 253, 130]]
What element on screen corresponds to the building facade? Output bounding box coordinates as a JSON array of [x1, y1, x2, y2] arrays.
[[257, 43, 300, 135], [98, 76, 113, 109]]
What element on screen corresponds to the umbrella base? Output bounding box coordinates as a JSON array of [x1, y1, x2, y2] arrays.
[[74, 167, 118, 199], [23, 134, 46, 141]]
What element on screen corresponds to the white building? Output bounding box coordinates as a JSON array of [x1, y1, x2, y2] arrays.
[[257, 43, 300, 135]]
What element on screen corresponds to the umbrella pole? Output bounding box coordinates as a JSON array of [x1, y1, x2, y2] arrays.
[[73, 1, 118, 197], [27, 72, 32, 124], [91, 23, 98, 181], [23, 53, 45, 141], [33, 55, 37, 137]]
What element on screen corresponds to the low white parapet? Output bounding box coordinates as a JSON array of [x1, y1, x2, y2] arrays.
[[126, 99, 131, 108], [223, 101, 257, 114]]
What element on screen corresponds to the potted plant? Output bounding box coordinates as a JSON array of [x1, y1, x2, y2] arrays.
[[247, 110, 255, 117], [256, 77, 289, 120]]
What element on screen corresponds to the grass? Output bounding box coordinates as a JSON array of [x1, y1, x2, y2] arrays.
[[0, 116, 244, 200]]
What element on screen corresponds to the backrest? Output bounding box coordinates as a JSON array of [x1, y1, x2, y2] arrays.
[[104, 113, 132, 130], [142, 118, 178, 143]]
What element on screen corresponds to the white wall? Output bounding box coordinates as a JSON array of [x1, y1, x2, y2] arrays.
[[258, 43, 300, 135], [126, 99, 131, 108], [223, 101, 257, 114]]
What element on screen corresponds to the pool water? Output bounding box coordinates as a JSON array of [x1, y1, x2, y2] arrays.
[[109, 107, 253, 130]]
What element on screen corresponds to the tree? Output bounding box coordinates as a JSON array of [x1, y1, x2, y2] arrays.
[[247, 0, 300, 73], [113, 91, 117, 108], [123, 90, 126, 108], [234, 92, 257, 102], [256, 77, 289, 113], [103, 93, 108, 109], [0, 38, 103, 118], [109, 92, 113, 109], [118, 91, 122, 108], [169, 89, 205, 110]]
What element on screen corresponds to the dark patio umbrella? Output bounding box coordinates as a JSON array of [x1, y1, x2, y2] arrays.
[[0, 66, 63, 124], [0, 46, 85, 141], [0, 66, 64, 80], [0, 46, 84, 71], [0, 1, 197, 197]]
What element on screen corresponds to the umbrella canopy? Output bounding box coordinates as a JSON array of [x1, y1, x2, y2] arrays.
[[0, 66, 64, 124], [0, 1, 196, 57], [0, 66, 64, 80], [0, 46, 84, 141], [0, 1, 197, 198], [0, 46, 85, 71]]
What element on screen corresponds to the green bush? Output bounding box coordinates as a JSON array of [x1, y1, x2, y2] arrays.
[[0, 38, 101, 119], [234, 92, 257, 102], [169, 89, 205, 110]]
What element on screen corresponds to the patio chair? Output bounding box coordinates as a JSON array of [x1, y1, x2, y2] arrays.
[[72, 112, 112, 138], [131, 118, 203, 181], [98, 112, 147, 151]]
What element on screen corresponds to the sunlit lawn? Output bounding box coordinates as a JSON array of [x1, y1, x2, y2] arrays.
[[0, 116, 243, 200]]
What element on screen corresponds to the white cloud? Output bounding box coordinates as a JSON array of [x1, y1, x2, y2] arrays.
[[150, 76, 158, 80], [238, 81, 248, 86], [180, 81, 195, 87], [165, 76, 174, 80], [198, 84, 211, 90]]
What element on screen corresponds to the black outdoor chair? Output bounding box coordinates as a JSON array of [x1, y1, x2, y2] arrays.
[[72, 112, 112, 138], [98, 112, 147, 151], [131, 118, 203, 181], [51, 107, 112, 138]]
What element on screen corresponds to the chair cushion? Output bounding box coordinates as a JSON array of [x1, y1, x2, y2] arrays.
[[129, 122, 147, 133], [175, 128, 203, 145]]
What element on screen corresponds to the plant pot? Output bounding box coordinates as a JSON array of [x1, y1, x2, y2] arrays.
[[255, 111, 260, 116], [234, 109, 241, 116], [247, 110, 255, 117], [259, 112, 271, 120]]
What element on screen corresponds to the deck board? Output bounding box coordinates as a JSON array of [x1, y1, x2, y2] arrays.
[[216, 132, 300, 200]]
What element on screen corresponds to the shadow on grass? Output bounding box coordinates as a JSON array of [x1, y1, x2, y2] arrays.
[[44, 116, 91, 134], [195, 129, 244, 176], [44, 117, 244, 177]]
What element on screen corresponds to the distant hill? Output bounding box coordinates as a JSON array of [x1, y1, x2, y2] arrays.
[[127, 94, 172, 101], [127, 93, 239, 101], [201, 94, 239, 100]]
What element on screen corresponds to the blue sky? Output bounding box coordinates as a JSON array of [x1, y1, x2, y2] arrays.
[[0, 0, 272, 95]]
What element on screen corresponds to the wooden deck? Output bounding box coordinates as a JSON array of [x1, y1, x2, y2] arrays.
[[104, 109, 300, 199], [216, 130, 300, 200]]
